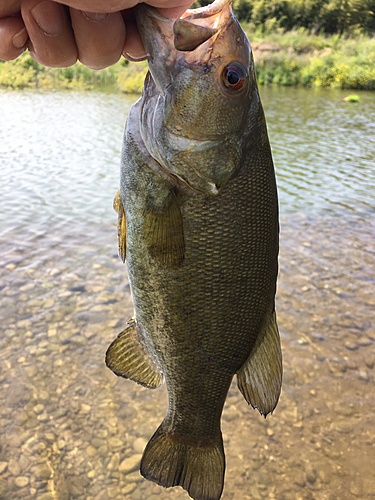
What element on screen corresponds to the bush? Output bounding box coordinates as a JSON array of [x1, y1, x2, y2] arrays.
[[0, 55, 36, 88], [232, 0, 254, 22], [0, 53, 121, 90], [300, 54, 375, 89], [256, 57, 302, 85], [193, 0, 375, 34], [116, 61, 148, 94]]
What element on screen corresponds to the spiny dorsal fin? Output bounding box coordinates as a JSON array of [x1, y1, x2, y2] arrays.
[[113, 189, 127, 263], [141, 420, 225, 500], [143, 190, 184, 269], [237, 310, 282, 417], [106, 319, 164, 389]]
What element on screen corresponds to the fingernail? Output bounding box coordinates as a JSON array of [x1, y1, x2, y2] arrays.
[[82, 11, 109, 23], [12, 28, 28, 49], [31, 1, 64, 36], [122, 51, 147, 62]]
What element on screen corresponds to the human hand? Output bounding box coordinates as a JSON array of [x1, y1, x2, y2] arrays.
[[0, 0, 193, 69]]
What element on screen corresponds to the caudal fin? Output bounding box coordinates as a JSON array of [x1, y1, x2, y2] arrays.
[[140, 421, 225, 500]]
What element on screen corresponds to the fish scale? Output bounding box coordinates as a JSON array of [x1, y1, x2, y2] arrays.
[[106, 1, 282, 499]]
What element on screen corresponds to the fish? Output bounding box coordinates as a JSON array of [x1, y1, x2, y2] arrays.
[[106, 1, 282, 499]]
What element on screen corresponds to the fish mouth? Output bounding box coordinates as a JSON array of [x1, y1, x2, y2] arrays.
[[135, 0, 233, 62], [175, 0, 233, 51], [136, 0, 236, 143]]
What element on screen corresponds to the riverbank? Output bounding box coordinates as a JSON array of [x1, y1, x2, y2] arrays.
[[1, 28, 374, 91], [251, 27, 375, 89]]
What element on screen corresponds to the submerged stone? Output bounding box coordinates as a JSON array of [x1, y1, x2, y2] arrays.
[[119, 455, 142, 474]]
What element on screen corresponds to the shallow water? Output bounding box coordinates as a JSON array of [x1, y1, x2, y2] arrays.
[[0, 86, 374, 500]]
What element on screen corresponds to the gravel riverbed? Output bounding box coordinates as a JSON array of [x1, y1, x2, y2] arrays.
[[1, 213, 374, 500]]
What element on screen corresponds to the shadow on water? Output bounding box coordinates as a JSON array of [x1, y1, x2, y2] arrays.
[[0, 86, 374, 500]]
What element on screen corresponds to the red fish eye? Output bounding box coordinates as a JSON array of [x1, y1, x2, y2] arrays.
[[222, 64, 246, 92]]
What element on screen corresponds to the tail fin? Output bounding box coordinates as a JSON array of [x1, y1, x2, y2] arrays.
[[140, 421, 225, 500]]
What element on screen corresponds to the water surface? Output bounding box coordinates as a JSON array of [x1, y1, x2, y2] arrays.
[[0, 86, 374, 500]]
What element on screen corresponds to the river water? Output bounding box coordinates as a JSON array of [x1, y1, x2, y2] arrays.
[[0, 85, 374, 500]]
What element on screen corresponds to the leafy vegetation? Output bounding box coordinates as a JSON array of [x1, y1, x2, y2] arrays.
[[344, 93, 362, 101], [193, 0, 375, 34], [0, 54, 151, 93], [116, 61, 148, 93], [252, 29, 375, 89], [0, 54, 122, 90]]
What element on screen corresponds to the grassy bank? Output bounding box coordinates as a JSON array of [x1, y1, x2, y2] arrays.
[[250, 27, 375, 89], [0, 54, 130, 90], [1, 28, 375, 92]]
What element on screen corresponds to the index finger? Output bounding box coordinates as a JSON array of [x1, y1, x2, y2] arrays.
[[149, 1, 194, 18], [49, 0, 138, 13], [0, 3, 28, 60], [0, 0, 22, 17]]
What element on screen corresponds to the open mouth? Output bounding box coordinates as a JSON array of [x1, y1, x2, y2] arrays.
[[136, 0, 232, 54], [180, 0, 232, 20], [174, 0, 232, 51]]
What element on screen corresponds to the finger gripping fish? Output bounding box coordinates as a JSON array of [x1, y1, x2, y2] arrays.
[[106, 1, 282, 499]]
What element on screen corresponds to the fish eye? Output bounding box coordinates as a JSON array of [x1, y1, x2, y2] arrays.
[[222, 64, 246, 92]]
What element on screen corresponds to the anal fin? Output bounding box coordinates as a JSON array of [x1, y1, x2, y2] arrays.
[[113, 189, 126, 263], [106, 318, 164, 389], [237, 309, 282, 417]]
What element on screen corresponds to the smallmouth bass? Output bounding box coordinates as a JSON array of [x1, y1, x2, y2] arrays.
[[106, 1, 282, 499]]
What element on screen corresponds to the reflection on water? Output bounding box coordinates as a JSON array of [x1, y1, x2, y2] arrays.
[[0, 87, 374, 500], [263, 86, 375, 217]]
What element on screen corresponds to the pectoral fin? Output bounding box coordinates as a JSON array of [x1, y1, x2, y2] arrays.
[[237, 310, 282, 417], [106, 318, 164, 389], [143, 190, 184, 269], [113, 189, 126, 263]]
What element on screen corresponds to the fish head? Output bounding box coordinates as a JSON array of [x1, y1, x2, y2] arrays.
[[136, 0, 259, 196]]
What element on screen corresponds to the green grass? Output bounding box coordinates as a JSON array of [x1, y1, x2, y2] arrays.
[[250, 29, 375, 90], [1, 29, 375, 92], [0, 54, 123, 90]]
